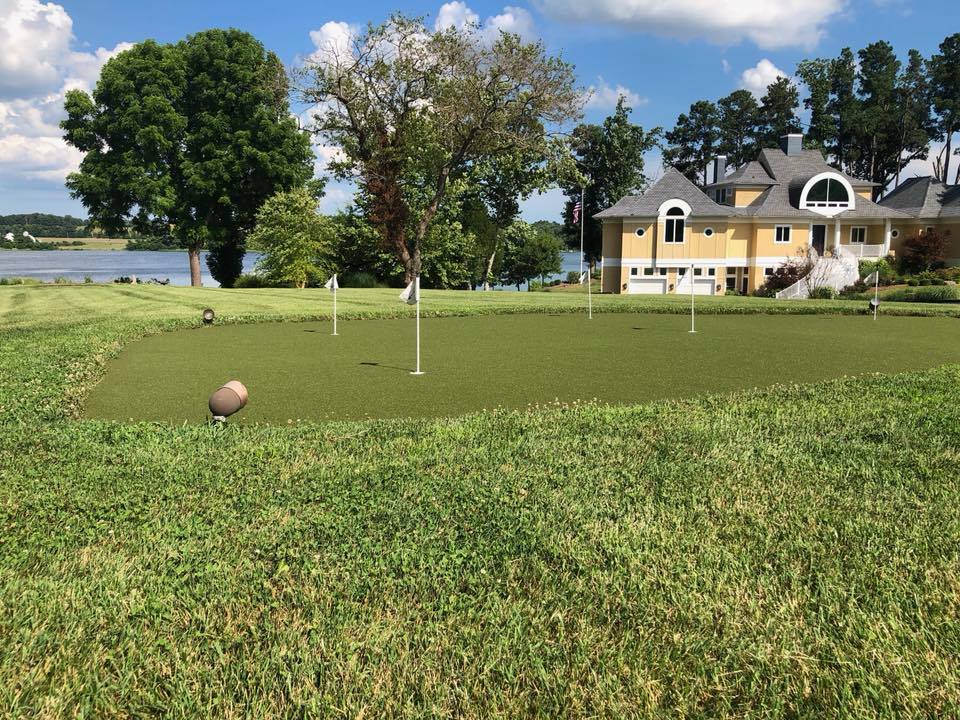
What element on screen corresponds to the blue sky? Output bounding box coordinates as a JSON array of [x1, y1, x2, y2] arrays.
[[0, 0, 957, 221]]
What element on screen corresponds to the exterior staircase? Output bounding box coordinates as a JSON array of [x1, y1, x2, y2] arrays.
[[776, 246, 860, 299]]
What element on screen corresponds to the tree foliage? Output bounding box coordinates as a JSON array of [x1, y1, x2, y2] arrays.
[[663, 100, 719, 185], [62, 29, 313, 287], [900, 229, 949, 273], [561, 98, 660, 264], [500, 221, 563, 289], [247, 188, 332, 288], [930, 33, 960, 183], [298, 14, 581, 283]]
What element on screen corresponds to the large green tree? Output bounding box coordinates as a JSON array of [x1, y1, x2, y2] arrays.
[[717, 90, 761, 170], [663, 100, 719, 185], [893, 50, 935, 188], [757, 77, 801, 150], [62, 29, 313, 287], [247, 188, 332, 288], [562, 98, 660, 266], [827, 48, 860, 172], [796, 58, 835, 153], [299, 15, 581, 284], [930, 33, 960, 183], [852, 41, 901, 193]]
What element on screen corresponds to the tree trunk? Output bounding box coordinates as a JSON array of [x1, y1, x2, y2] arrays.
[[944, 131, 953, 184], [188, 246, 202, 288], [481, 248, 497, 291]]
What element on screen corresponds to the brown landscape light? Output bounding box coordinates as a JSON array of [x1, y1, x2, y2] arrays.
[[202, 308, 216, 325], [209, 381, 249, 422]]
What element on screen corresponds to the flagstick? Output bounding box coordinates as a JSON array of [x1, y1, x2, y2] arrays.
[[689, 264, 697, 334], [332, 283, 338, 336], [579, 187, 585, 281], [411, 275, 424, 376], [581, 187, 592, 320], [873, 272, 879, 322]]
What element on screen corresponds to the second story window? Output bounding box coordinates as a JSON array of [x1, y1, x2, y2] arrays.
[[664, 207, 685, 244], [775, 225, 792, 244]]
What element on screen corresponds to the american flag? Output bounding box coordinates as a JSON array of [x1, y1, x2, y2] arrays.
[[572, 198, 582, 225]]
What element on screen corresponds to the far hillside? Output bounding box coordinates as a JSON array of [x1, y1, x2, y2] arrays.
[[0, 214, 90, 238]]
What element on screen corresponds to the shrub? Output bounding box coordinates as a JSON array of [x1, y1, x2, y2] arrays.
[[899, 229, 949, 273], [859, 257, 896, 286], [83, 276, 94, 284], [884, 285, 960, 303], [0, 276, 41, 286], [566, 271, 582, 284], [342, 271, 378, 288], [53, 276, 71, 285], [809, 286, 838, 300], [756, 259, 808, 297]]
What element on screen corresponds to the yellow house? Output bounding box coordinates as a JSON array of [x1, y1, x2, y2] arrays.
[[595, 134, 922, 296]]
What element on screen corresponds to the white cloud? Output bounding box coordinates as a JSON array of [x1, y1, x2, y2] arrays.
[[435, 2, 480, 31], [0, 0, 131, 189], [535, 0, 845, 49], [435, 2, 536, 42], [308, 21, 355, 64], [740, 59, 789, 97], [721, 59, 731, 74], [483, 6, 536, 41], [584, 77, 646, 110]]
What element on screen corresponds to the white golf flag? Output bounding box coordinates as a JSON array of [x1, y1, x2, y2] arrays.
[[400, 280, 418, 305], [864, 271, 879, 285], [579, 271, 588, 285], [324, 274, 339, 292]]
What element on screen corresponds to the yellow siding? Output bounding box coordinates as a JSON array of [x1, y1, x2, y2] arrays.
[[726, 222, 752, 260], [601, 222, 621, 293], [733, 187, 765, 207], [753, 223, 808, 258], [856, 189, 873, 200], [622, 221, 655, 259]]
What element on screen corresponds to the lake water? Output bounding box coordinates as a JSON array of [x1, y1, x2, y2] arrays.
[[0, 249, 584, 289]]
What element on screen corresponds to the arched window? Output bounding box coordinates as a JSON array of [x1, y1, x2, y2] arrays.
[[665, 206, 685, 244], [799, 172, 855, 216], [807, 178, 849, 206]]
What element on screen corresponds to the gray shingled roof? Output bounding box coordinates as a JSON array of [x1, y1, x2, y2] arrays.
[[704, 160, 775, 188], [594, 167, 736, 219], [880, 176, 960, 218], [758, 148, 878, 188], [596, 145, 911, 220]]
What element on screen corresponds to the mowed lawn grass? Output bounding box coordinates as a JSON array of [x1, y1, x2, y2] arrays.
[[86, 313, 960, 422], [2, 284, 960, 717]]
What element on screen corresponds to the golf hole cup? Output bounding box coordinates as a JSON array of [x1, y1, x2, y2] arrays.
[[209, 381, 249, 422], [202, 308, 216, 325]]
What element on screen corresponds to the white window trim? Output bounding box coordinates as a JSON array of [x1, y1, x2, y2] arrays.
[[849, 226, 867, 244], [798, 172, 856, 217], [774, 224, 793, 244], [663, 217, 686, 245]]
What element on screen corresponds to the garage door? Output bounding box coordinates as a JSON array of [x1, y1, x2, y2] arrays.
[[693, 278, 716, 295], [628, 277, 667, 294]]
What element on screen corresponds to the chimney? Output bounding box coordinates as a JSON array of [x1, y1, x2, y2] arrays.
[[712, 155, 727, 184], [780, 133, 803, 157]]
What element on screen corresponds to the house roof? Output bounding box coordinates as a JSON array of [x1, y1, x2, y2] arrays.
[[879, 176, 960, 218], [596, 144, 910, 221], [594, 167, 736, 219], [704, 161, 775, 188]]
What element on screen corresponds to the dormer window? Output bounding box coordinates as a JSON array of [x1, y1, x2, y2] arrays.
[[799, 172, 855, 217], [664, 207, 685, 244]]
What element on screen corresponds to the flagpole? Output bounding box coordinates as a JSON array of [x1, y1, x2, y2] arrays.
[[689, 263, 697, 334], [412, 275, 424, 376], [332, 278, 338, 336], [873, 272, 879, 321], [579, 187, 585, 280]]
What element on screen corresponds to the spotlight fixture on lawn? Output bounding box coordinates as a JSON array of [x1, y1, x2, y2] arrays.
[[202, 308, 216, 325], [209, 381, 248, 423]]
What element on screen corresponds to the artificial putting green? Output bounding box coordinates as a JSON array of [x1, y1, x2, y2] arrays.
[[85, 312, 960, 422]]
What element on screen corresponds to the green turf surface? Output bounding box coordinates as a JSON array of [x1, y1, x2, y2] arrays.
[[3, 285, 960, 717], [86, 312, 960, 422]]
